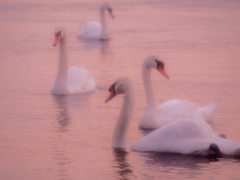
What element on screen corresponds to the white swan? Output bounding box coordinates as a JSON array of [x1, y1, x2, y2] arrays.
[[51, 26, 96, 95], [105, 77, 240, 157], [139, 56, 219, 129], [77, 3, 114, 40]]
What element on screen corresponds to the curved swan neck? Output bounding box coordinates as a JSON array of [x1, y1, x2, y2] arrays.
[[51, 27, 69, 95], [142, 65, 156, 109], [112, 87, 135, 149], [58, 36, 68, 81], [100, 8, 106, 25], [100, 8, 109, 39]]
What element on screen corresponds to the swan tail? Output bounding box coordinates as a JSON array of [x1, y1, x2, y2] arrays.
[[198, 100, 220, 122]]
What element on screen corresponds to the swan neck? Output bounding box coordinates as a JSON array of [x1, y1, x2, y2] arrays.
[[142, 66, 156, 109], [100, 8, 106, 26], [112, 88, 135, 149], [100, 8, 108, 39], [58, 36, 68, 83]]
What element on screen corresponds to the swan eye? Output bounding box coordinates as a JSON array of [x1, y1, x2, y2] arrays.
[[55, 31, 62, 37], [155, 59, 165, 69], [109, 82, 117, 92]]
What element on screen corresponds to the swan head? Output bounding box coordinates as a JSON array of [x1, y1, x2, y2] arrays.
[[101, 3, 115, 19], [208, 143, 222, 158], [105, 77, 133, 103], [143, 55, 169, 79], [53, 26, 66, 47]]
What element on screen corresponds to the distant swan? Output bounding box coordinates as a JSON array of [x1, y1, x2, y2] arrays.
[[51, 26, 96, 95], [139, 56, 219, 129], [77, 3, 114, 40], [105, 77, 240, 157]]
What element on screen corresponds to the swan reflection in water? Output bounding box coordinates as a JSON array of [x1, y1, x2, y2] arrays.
[[51, 95, 71, 179], [142, 152, 217, 167], [52, 95, 71, 132], [78, 38, 110, 53], [112, 149, 133, 180], [133, 152, 222, 179]]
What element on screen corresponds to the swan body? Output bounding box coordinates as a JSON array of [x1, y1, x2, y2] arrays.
[[156, 99, 220, 127], [78, 21, 101, 40], [77, 3, 114, 40], [131, 119, 240, 156], [51, 27, 96, 95], [106, 77, 240, 157], [139, 56, 219, 129]]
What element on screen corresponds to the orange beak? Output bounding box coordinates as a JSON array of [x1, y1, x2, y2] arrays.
[[109, 11, 115, 19], [105, 89, 116, 103], [157, 66, 169, 79], [53, 35, 61, 47]]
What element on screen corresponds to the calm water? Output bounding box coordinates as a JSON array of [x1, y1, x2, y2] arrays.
[[0, 0, 240, 179]]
